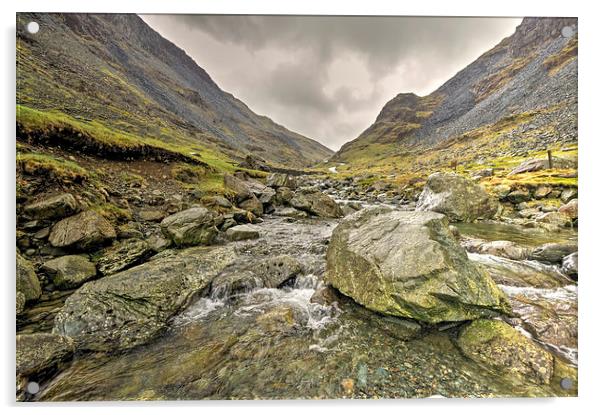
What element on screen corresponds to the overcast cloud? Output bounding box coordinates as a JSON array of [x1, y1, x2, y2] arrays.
[[141, 15, 522, 150]]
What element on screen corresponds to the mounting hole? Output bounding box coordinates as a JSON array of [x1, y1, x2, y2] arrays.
[[26, 21, 39, 34], [561, 26, 574, 38], [560, 377, 574, 390], [26, 381, 40, 394]]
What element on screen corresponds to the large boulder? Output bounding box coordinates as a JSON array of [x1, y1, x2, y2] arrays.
[[325, 207, 510, 323], [416, 173, 499, 222], [53, 245, 237, 351], [160, 207, 218, 247], [290, 190, 343, 218], [23, 193, 79, 220], [41, 255, 97, 289], [456, 319, 555, 384], [16, 253, 41, 302], [49, 210, 116, 251]]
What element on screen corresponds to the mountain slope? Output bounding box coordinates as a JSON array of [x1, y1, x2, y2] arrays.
[[16, 13, 332, 168], [333, 17, 577, 169]]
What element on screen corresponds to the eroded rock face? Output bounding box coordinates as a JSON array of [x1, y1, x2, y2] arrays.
[[290, 190, 343, 218], [16, 333, 75, 379], [160, 207, 218, 247], [49, 210, 116, 251], [96, 239, 153, 276], [23, 193, 79, 220], [41, 255, 97, 289], [416, 173, 499, 222], [16, 253, 41, 302], [53, 246, 237, 351], [456, 319, 555, 384], [325, 207, 510, 323]]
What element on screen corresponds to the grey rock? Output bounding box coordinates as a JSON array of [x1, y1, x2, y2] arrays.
[[16, 253, 41, 302], [96, 239, 153, 276], [325, 207, 511, 323], [225, 224, 260, 241], [49, 210, 116, 251], [267, 173, 298, 189], [160, 207, 218, 246], [290, 190, 343, 218], [561, 252, 578, 277], [23, 193, 79, 220], [41, 255, 97, 289], [416, 173, 499, 222], [54, 245, 237, 351], [530, 242, 578, 264]]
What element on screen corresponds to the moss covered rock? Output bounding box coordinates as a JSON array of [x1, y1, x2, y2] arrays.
[[456, 319, 555, 384], [16, 252, 41, 302], [54, 245, 237, 351], [325, 207, 510, 323], [41, 255, 97, 289]]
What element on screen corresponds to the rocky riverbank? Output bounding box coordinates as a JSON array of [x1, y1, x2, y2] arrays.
[[16, 151, 578, 400]]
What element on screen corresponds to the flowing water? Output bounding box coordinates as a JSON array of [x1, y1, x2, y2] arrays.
[[27, 209, 578, 401]]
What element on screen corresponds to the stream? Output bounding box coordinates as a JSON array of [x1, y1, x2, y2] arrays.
[[25, 202, 577, 401]]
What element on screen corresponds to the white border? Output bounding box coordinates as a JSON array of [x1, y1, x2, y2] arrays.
[[2, 1, 601, 414]]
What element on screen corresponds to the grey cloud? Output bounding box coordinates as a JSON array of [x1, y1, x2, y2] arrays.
[[141, 15, 522, 150]]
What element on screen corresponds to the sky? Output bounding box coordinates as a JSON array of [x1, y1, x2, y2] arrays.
[[141, 15, 523, 151]]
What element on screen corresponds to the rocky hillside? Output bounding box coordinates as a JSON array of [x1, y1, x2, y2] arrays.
[[16, 13, 332, 168], [333, 17, 577, 168]]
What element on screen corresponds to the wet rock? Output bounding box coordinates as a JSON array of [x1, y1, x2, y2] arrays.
[[225, 224, 260, 241], [255, 305, 300, 333], [456, 319, 554, 384], [416, 173, 499, 222], [49, 210, 116, 251], [23, 193, 79, 220], [16, 253, 41, 302], [96, 239, 154, 276], [529, 242, 578, 264], [462, 239, 532, 261], [560, 188, 577, 203], [160, 207, 218, 246], [325, 207, 510, 323], [508, 157, 577, 176], [310, 284, 340, 306], [41, 255, 97, 289], [54, 245, 237, 351], [138, 209, 166, 222], [561, 252, 578, 277], [290, 190, 343, 218], [558, 198, 578, 220], [16, 333, 74, 384], [267, 173, 298, 189], [534, 211, 572, 227], [505, 287, 577, 350], [257, 187, 276, 204], [518, 207, 540, 219], [273, 207, 309, 219], [211, 255, 302, 297]]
